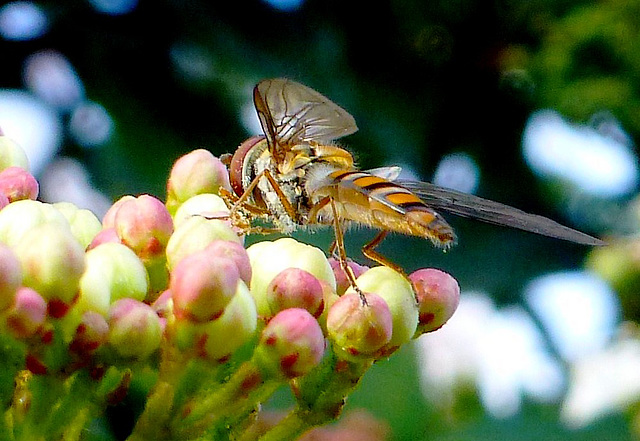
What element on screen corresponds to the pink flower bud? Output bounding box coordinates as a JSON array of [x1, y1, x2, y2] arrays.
[[256, 308, 325, 378], [326, 292, 392, 360], [0, 167, 38, 202], [166, 149, 231, 214], [13, 223, 85, 314], [70, 311, 109, 356], [266, 268, 324, 318], [328, 258, 369, 295], [204, 240, 252, 285], [102, 196, 135, 228], [0, 243, 22, 312], [87, 228, 122, 250], [111, 195, 174, 260], [108, 299, 162, 359], [409, 268, 460, 334], [170, 250, 240, 323], [0, 192, 9, 209], [6, 287, 47, 339]]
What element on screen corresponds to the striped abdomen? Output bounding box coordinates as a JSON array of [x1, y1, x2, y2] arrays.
[[310, 169, 457, 248]]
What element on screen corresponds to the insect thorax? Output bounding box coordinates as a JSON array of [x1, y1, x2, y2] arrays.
[[251, 150, 308, 233]]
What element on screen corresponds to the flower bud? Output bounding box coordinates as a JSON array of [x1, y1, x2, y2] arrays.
[[172, 193, 231, 228], [166, 216, 242, 270], [69, 311, 109, 356], [170, 250, 240, 323], [409, 268, 460, 335], [0, 166, 38, 201], [13, 223, 85, 316], [0, 136, 29, 171], [0, 200, 68, 247], [345, 266, 418, 353], [0, 243, 22, 312], [266, 268, 324, 318], [195, 281, 257, 362], [0, 193, 9, 210], [326, 292, 392, 360], [247, 238, 336, 319], [108, 299, 162, 359], [53, 202, 102, 249], [102, 196, 135, 228], [166, 149, 231, 215], [87, 228, 122, 249], [6, 287, 47, 339], [203, 240, 251, 284], [110, 195, 174, 260], [328, 258, 369, 295], [78, 243, 149, 316], [255, 308, 325, 379]]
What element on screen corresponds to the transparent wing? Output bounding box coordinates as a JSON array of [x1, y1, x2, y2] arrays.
[[253, 78, 358, 157], [398, 180, 605, 246]]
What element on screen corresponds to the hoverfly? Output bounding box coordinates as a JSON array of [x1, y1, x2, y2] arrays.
[[221, 78, 604, 289]]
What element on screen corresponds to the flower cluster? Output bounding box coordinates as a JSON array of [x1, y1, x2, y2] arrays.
[[0, 136, 460, 440]]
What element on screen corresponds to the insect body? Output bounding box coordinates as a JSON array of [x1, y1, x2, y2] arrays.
[[222, 78, 603, 286]]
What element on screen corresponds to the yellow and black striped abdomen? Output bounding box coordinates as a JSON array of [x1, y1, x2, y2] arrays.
[[322, 170, 457, 248]]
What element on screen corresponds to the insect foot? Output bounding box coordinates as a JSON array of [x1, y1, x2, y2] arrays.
[[0, 139, 461, 441]]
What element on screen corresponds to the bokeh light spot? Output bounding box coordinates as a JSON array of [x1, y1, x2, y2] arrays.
[[0, 1, 48, 41], [522, 110, 639, 198]]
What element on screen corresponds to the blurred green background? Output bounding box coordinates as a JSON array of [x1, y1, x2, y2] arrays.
[[1, 0, 639, 439]]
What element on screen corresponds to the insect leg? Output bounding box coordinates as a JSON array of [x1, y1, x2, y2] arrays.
[[362, 231, 406, 276], [329, 197, 366, 303]]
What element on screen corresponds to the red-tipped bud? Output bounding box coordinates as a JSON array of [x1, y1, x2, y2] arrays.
[[170, 251, 240, 323], [255, 308, 325, 378], [328, 258, 369, 295], [87, 228, 122, 250], [266, 268, 324, 318], [166, 149, 231, 214], [70, 311, 109, 356], [108, 299, 162, 359], [6, 287, 47, 339], [0, 243, 22, 312], [409, 268, 460, 335], [0, 166, 38, 201], [326, 292, 392, 360], [110, 195, 174, 260]]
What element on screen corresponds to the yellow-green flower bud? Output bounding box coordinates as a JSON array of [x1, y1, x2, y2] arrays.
[[345, 266, 418, 352], [172, 193, 230, 228], [78, 243, 149, 316], [54, 202, 102, 249], [13, 222, 85, 316], [0, 136, 29, 171], [108, 298, 162, 359], [247, 238, 336, 319], [166, 215, 241, 270]]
